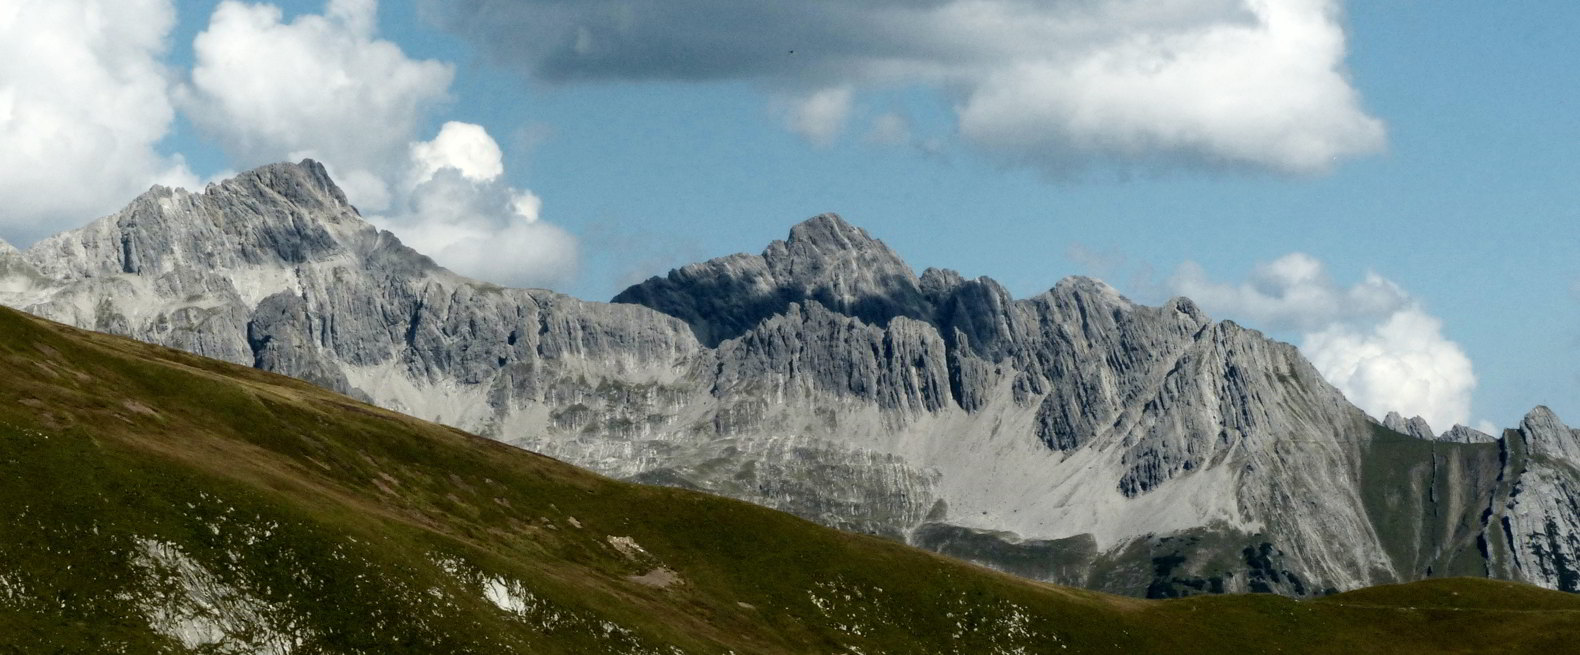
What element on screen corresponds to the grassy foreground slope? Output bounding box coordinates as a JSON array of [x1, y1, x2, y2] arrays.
[[0, 306, 1575, 655]]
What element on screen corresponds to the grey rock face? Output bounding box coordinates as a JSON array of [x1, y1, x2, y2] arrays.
[[712, 302, 951, 415], [1384, 412, 1436, 440], [1481, 408, 1580, 593], [1381, 413, 1495, 444], [2, 160, 704, 431], [1439, 424, 1497, 444], [0, 239, 53, 300], [613, 214, 931, 347], [1520, 406, 1580, 465], [3, 161, 1577, 598], [248, 291, 361, 397]]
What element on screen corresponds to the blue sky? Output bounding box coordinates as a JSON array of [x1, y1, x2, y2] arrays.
[[3, 0, 1575, 431]]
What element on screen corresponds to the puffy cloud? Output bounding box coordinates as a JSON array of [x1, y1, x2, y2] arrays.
[[0, 0, 196, 242], [181, 0, 454, 211], [182, 1, 578, 287], [785, 86, 852, 147], [429, 0, 1383, 174], [955, 0, 1383, 173], [1170, 254, 1476, 430], [378, 122, 578, 288], [409, 121, 505, 183], [1303, 308, 1476, 431], [1170, 253, 1409, 332]]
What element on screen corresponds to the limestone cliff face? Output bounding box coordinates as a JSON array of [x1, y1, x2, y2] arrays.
[[3, 161, 1575, 597], [2, 161, 703, 430], [1501, 408, 1580, 592]]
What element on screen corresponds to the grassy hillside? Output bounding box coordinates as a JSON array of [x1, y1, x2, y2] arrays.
[[0, 306, 1576, 654]]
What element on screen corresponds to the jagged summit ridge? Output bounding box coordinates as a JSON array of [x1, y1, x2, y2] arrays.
[[24, 160, 366, 282], [1439, 423, 1497, 444], [614, 212, 931, 346], [1384, 411, 1436, 440], [0, 159, 694, 398], [1381, 411, 1498, 444], [1, 161, 1576, 598]]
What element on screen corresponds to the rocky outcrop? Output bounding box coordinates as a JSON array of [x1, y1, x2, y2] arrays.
[[1498, 408, 1580, 592], [1519, 406, 1580, 465], [1382, 413, 1498, 445], [1385, 412, 1437, 441], [1439, 424, 1497, 444], [2, 160, 1576, 598]]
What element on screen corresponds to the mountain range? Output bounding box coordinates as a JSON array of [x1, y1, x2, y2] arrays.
[[7, 295, 1580, 653], [1, 160, 1575, 598]]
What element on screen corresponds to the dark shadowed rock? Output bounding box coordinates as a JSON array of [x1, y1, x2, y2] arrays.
[[613, 213, 930, 346]]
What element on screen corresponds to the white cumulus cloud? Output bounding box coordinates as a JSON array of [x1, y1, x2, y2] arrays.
[[182, 0, 453, 211], [0, 0, 196, 242], [182, 1, 578, 288], [1303, 308, 1476, 431], [432, 0, 1384, 174], [954, 0, 1383, 173], [379, 122, 577, 288], [409, 121, 505, 183], [1170, 254, 1477, 430]]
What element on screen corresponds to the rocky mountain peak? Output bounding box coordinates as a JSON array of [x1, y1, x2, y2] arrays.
[[1383, 412, 1436, 440], [918, 267, 966, 295], [782, 212, 877, 250], [769, 212, 909, 278], [1523, 405, 1564, 430], [764, 213, 924, 309], [20, 159, 370, 282], [1165, 296, 1207, 322], [614, 213, 930, 346], [225, 159, 352, 212], [1048, 275, 1128, 304], [1518, 406, 1580, 464]]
